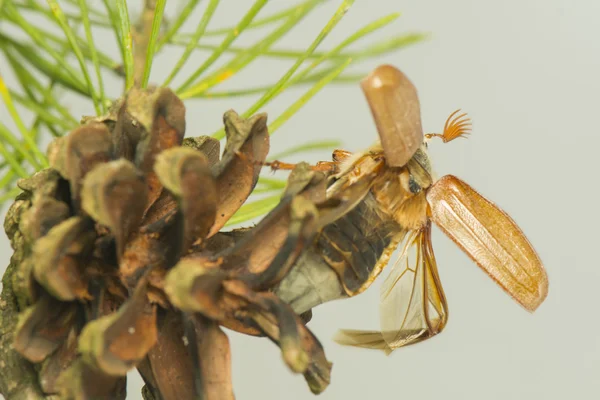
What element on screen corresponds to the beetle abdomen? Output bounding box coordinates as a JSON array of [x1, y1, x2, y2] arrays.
[[274, 193, 401, 314], [318, 198, 400, 294]]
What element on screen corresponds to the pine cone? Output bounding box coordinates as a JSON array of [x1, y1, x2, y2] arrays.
[[0, 87, 332, 399]]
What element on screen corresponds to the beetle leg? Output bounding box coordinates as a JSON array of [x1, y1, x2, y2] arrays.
[[235, 151, 339, 173]]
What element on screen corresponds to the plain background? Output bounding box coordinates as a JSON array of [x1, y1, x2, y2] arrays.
[[1, 0, 599, 399]]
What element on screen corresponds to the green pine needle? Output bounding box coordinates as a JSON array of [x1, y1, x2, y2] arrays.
[[4, 49, 79, 127], [177, 0, 319, 99], [2, 4, 89, 94], [187, 71, 358, 98], [163, 0, 219, 87], [0, 30, 81, 191], [24, 0, 110, 24], [36, 26, 119, 72], [102, 0, 125, 66], [211, 0, 355, 140], [115, 0, 134, 90], [252, 177, 288, 194], [63, 0, 106, 18], [155, 0, 201, 52], [241, 0, 356, 118], [257, 176, 288, 190], [47, 0, 102, 114], [10, 91, 77, 133], [251, 186, 284, 195], [175, 0, 269, 93], [212, 11, 410, 139], [271, 12, 403, 97], [0, 123, 34, 179], [203, 0, 325, 37], [0, 34, 88, 96], [0, 75, 48, 169], [5, 2, 122, 71], [268, 58, 352, 134], [171, 32, 426, 63], [225, 193, 282, 226], [142, 0, 167, 88], [77, 0, 106, 112], [15, 1, 112, 28]]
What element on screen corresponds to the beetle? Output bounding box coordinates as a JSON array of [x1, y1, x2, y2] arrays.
[[268, 64, 548, 353]]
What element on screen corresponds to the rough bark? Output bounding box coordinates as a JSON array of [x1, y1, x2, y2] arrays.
[[0, 257, 47, 399]]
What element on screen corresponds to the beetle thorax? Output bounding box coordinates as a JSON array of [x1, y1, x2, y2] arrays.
[[368, 145, 434, 231]]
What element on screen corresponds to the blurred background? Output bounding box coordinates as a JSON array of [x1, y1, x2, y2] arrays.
[[1, 0, 599, 399]]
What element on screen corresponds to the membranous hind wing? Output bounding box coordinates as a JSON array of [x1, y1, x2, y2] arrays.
[[426, 175, 548, 312], [334, 222, 448, 354]]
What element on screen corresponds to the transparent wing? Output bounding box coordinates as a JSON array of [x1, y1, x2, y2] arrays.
[[334, 222, 448, 354]]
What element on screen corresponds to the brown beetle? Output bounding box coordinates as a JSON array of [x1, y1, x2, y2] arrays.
[[268, 65, 548, 354]]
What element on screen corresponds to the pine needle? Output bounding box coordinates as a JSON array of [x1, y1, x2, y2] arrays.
[[175, 0, 269, 92], [115, 0, 134, 90], [141, 0, 167, 88], [47, 0, 101, 114]]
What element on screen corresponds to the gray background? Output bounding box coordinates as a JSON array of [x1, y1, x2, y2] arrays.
[[1, 0, 599, 399]]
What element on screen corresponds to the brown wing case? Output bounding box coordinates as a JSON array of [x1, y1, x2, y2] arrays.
[[426, 175, 548, 312], [360, 65, 423, 167]]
